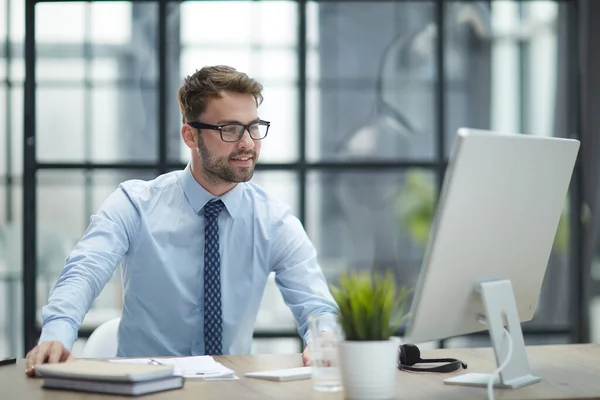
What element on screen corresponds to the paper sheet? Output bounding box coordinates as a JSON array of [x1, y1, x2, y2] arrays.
[[109, 356, 237, 380]]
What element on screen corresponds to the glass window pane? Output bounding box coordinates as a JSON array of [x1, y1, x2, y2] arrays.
[[91, 87, 158, 163], [307, 1, 319, 48], [0, 180, 23, 358], [251, 171, 298, 217], [306, 1, 437, 162], [0, 182, 5, 223], [8, 179, 20, 224], [37, 171, 87, 252], [36, 86, 158, 163], [10, 0, 24, 41], [38, 58, 85, 83], [252, 338, 300, 355], [181, 1, 252, 46], [307, 169, 437, 319], [0, 85, 20, 177], [444, 1, 492, 155], [93, 2, 157, 83], [180, 49, 252, 78], [444, 1, 496, 156], [36, 88, 85, 162], [444, 1, 560, 156], [256, 86, 297, 164], [0, 85, 5, 176], [255, 274, 298, 333], [180, 47, 297, 86], [33, 2, 157, 84], [90, 59, 120, 82], [180, 1, 296, 47], [36, 3, 86, 44], [90, 2, 132, 45], [7, 59, 22, 83], [258, 2, 297, 46], [0, 180, 22, 239], [34, 59, 86, 82], [0, 0, 6, 40], [257, 49, 297, 83], [10, 86, 22, 175]]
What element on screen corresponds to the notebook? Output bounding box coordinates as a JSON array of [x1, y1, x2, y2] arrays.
[[35, 359, 184, 396], [41, 375, 184, 396], [245, 366, 312, 382]]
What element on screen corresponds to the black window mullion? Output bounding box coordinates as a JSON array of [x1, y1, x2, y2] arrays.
[[23, 0, 37, 355], [158, 0, 168, 175], [84, 1, 93, 228], [435, 0, 447, 350], [298, 0, 307, 229], [4, 0, 13, 223], [567, 0, 585, 344]]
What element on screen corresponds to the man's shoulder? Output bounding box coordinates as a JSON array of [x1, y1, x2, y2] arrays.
[[118, 170, 181, 203]]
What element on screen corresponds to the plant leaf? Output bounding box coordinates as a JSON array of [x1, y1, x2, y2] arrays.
[[329, 269, 411, 341]]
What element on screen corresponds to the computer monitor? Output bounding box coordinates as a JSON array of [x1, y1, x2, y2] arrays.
[[404, 128, 580, 389]]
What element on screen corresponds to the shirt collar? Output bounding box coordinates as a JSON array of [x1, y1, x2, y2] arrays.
[[180, 164, 244, 219]]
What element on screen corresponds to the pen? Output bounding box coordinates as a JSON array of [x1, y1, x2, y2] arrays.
[[148, 359, 205, 377], [0, 358, 16, 367]]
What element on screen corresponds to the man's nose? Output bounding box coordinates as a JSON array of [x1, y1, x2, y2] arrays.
[[237, 128, 255, 150]]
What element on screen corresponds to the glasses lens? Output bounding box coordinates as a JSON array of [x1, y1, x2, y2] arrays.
[[221, 125, 244, 142], [249, 123, 268, 139]]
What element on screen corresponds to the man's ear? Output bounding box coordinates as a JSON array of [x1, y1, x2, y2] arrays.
[[181, 124, 197, 150]]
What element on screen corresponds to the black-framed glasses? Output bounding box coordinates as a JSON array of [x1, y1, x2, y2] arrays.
[[188, 120, 270, 142]]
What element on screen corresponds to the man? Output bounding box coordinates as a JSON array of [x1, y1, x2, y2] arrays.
[[25, 65, 339, 376]]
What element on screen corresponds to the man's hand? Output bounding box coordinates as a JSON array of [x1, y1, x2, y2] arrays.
[[302, 344, 311, 366], [25, 340, 75, 377]]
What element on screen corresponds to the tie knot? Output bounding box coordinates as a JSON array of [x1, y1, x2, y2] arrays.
[[204, 200, 224, 219]]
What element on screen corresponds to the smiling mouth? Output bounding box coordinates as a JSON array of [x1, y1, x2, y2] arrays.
[[231, 156, 253, 161]]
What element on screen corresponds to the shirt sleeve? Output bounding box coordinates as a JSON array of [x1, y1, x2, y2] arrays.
[[269, 205, 340, 345], [38, 184, 141, 350]]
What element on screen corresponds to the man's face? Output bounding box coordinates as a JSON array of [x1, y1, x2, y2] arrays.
[[194, 92, 262, 185]]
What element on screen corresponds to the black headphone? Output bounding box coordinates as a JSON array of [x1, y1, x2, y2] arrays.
[[398, 344, 468, 373]]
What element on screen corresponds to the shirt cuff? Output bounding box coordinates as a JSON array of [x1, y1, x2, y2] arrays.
[[304, 313, 340, 345], [303, 331, 311, 345], [38, 319, 78, 351]]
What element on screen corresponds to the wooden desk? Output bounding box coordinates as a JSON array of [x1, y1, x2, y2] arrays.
[[2, 344, 600, 399]]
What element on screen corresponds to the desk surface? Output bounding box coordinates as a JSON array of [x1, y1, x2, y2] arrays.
[[2, 344, 600, 399]]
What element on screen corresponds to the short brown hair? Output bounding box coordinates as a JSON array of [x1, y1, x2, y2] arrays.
[[177, 65, 264, 124]]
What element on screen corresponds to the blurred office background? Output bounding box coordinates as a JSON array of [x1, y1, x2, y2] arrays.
[[1, 0, 599, 358]]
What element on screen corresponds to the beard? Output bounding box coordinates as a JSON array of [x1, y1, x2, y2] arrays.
[[197, 136, 257, 185]]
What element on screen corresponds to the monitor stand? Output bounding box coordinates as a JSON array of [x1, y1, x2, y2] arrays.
[[444, 279, 541, 389]]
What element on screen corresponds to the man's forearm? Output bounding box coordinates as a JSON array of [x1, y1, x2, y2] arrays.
[[38, 272, 100, 350], [38, 249, 121, 350]]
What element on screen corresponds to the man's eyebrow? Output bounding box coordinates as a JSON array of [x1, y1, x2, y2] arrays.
[[216, 118, 260, 125]]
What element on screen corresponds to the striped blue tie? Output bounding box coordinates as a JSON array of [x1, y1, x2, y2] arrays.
[[203, 200, 224, 355]]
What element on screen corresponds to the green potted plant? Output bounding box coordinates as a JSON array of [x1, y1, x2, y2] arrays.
[[330, 269, 411, 400]]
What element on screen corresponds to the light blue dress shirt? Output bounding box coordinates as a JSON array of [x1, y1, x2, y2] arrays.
[[39, 164, 339, 357]]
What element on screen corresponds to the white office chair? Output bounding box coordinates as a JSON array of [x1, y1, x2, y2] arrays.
[[81, 317, 120, 358]]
